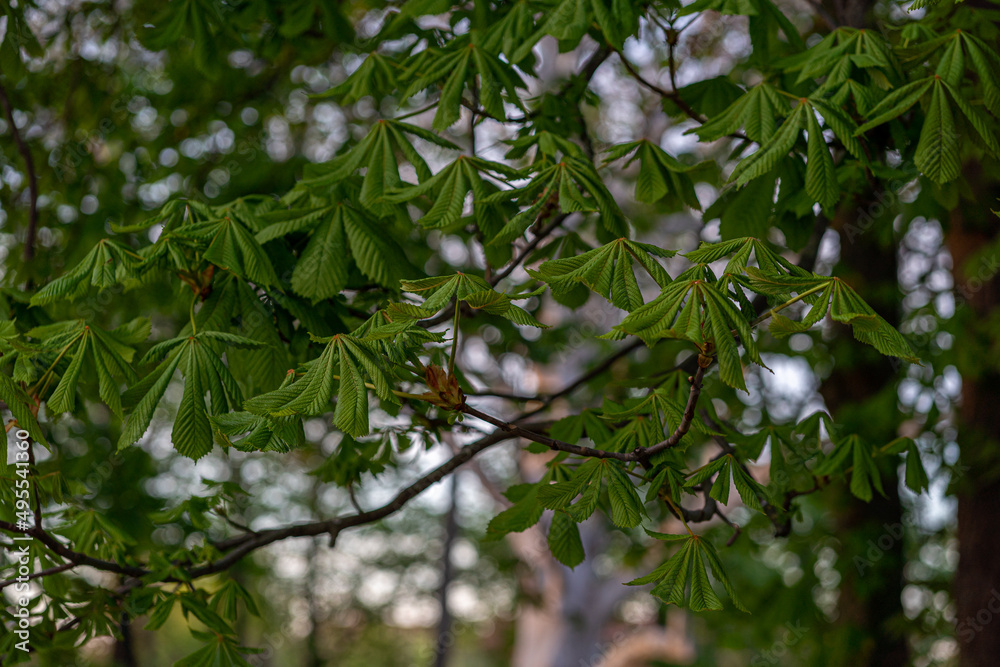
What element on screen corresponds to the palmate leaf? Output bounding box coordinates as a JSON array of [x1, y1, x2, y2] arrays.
[[300, 120, 460, 213], [855, 76, 935, 135], [399, 39, 527, 130], [854, 75, 996, 184], [530, 238, 674, 311], [401, 272, 493, 312], [486, 155, 629, 244], [628, 532, 747, 612], [164, 214, 279, 287], [174, 632, 261, 667], [535, 458, 643, 528], [462, 288, 548, 328], [244, 334, 398, 438], [724, 95, 862, 207], [201, 217, 279, 287], [685, 454, 766, 511], [211, 370, 303, 453], [603, 140, 708, 209], [314, 53, 398, 104], [0, 372, 48, 447], [691, 83, 787, 144], [41, 319, 148, 418], [778, 27, 900, 86], [118, 333, 260, 458], [745, 269, 920, 363], [815, 434, 884, 502], [617, 278, 763, 391], [537, 459, 604, 511], [258, 202, 413, 299], [600, 390, 720, 447], [385, 155, 522, 230], [353, 310, 446, 366], [30, 240, 143, 306]]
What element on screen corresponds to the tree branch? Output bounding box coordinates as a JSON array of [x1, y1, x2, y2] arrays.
[[0, 80, 39, 263], [460, 362, 709, 464]]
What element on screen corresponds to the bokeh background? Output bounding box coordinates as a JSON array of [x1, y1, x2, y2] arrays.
[[0, 1, 978, 665]]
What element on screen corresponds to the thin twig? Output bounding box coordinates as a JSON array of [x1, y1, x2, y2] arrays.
[[0, 80, 39, 263]]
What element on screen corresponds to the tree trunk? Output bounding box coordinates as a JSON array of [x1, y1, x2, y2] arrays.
[[945, 162, 1000, 667], [820, 203, 908, 666]]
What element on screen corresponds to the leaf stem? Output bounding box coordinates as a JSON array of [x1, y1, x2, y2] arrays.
[[750, 283, 828, 328], [329, 375, 427, 402], [448, 301, 461, 377], [664, 494, 695, 537], [190, 292, 198, 335], [31, 330, 86, 399]]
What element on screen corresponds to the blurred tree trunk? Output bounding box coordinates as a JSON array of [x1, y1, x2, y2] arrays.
[[945, 160, 1000, 667], [113, 612, 138, 667], [820, 200, 907, 666], [509, 519, 694, 667], [433, 477, 459, 667]]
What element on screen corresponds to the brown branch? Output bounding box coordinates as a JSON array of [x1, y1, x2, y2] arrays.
[[616, 51, 703, 122], [0, 520, 148, 578], [460, 362, 709, 464], [491, 212, 569, 286], [0, 425, 549, 586], [0, 561, 77, 590], [186, 423, 543, 578], [519, 338, 645, 419], [635, 363, 708, 463], [0, 80, 39, 263], [459, 404, 636, 461], [616, 51, 750, 142]]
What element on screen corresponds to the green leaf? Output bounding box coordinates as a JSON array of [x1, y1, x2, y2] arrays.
[[200, 217, 280, 286], [730, 101, 807, 186], [290, 212, 350, 302], [530, 238, 674, 311], [630, 534, 747, 612], [619, 279, 764, 391], [0, 373, 48, 448], [30, 240, 142, 306], [548, 511, 586, 568], [604, 461, 644, 528], [604, 140, 706, 209], [805, 108, 838, 210], [172, 344, 214, 460], [855, 77, 934, 134], [692, 83, 787, 144], [904, 441, 929, 493], [915, 81, 961, 184], [486, 486, 543, 538]]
